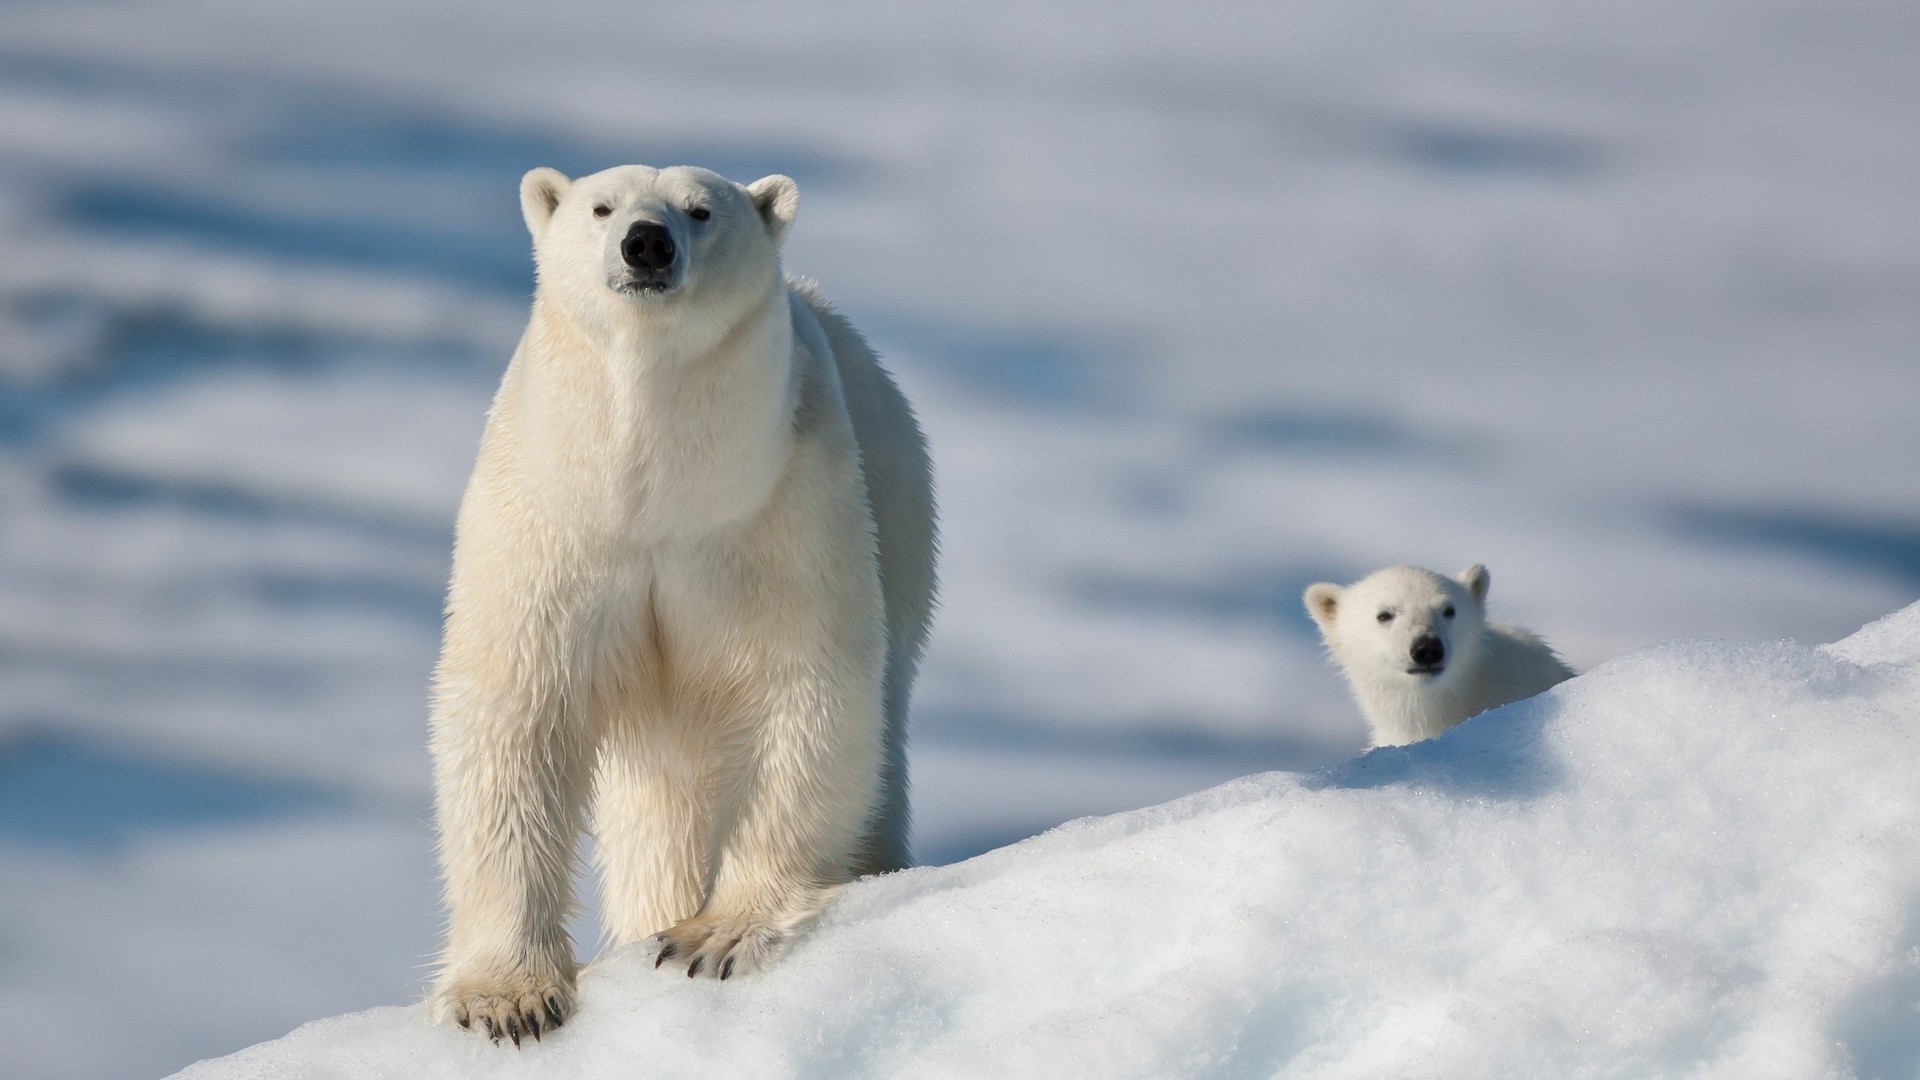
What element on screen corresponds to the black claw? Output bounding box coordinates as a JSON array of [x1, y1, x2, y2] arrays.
[[687, 956, 704, 978], [545, 994, 565, 1023], [456, 1012, 471, 1030], [655, 942, 678, 969], [720, 957, 735, 980], [482, 1016, 500, 1044], [506, 1015, 522, 1048], [528, 1012, 543, 1042]]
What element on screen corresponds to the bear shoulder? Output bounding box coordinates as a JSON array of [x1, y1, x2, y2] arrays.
[[1480, 621, 1577, 695]]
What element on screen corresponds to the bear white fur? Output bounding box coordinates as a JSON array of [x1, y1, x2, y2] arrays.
[[1304, 564, 1572, 748], [427, 163, 936, 1042]]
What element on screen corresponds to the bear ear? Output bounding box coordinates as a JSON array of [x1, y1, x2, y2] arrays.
[[746, 174, 799, 245], [1303, 583, 1342, 631], [520, 167, 572, 239], [1459, 564, 1490, 604]]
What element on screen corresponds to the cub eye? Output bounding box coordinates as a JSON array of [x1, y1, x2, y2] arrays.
[[688, 206, 711, 221], [1443, 605, 1456, 619], [592, 205, 612, 219], [1376, 611, 1393, 624]]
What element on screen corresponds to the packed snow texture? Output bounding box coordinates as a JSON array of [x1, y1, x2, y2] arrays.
[[175, 604, 1920, 1079], [2, 0, 1918, 1076]]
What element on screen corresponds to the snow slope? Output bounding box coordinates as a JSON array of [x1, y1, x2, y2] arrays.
[[174, 604, 1920, 1079]]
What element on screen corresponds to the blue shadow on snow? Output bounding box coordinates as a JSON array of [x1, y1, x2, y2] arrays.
[[0, 730, 343, 853], [1068, 562, 1366, 645], [60, 182, 535, 295], [0, 298, 485, 447], [1670, 504, 1920, 593], [1396, 122, 1600, 181], [1202, 407, 1473, 459], [1306, 693, 1565, 801], [50, 462, 452, 549], [867, 316, 1115, 410]]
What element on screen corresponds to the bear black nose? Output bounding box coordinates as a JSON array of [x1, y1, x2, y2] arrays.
[[621, 222, 675, 272], [1410, 635, 1445, 667]]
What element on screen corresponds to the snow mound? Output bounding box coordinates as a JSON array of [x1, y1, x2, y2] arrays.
[[176, 605, 1920, 1079]]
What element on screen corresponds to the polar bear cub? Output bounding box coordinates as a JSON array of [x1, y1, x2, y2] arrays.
[[1304, 564, 1572, 747], [428, 164, 936, 1042]]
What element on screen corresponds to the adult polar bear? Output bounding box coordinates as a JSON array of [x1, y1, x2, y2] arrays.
[[429, 164, 936, 1042]]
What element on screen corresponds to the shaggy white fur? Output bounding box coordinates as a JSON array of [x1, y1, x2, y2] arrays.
[[1306, 565, 1572, 747], [427, 164, 936, 1043]]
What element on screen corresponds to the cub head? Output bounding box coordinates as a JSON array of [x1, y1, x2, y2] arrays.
[[1304, 564, 1491, 686], [518, 163, 799, 320]]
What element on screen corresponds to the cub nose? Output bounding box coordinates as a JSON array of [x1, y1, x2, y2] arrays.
[[1410, 635, 1445, 667], [621, 222, 675, 272]]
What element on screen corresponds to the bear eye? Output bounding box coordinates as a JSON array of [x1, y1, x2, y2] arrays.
[[592, 205, 612, 219], [688, 206, 711, 221], [1443, 605, 1456, 619], [1376, 611, 1393, 624]]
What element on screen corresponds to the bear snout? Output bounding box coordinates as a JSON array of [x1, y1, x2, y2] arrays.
[[1408, 634, 1445, 673], [621, 221, 677, 274]]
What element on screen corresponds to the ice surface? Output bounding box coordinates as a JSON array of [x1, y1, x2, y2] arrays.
[[173, 604, 1920, 1078]]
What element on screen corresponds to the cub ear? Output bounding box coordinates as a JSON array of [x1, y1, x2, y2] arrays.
[[1303, 583, 1343, 631], [745, 174, 799, 245], [520, 167, 572, 239], [1458, 564, 1490, 604]]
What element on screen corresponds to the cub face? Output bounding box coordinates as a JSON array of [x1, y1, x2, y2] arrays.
[[517, 163, 800, 320], [1306, 565, 1491, 687]]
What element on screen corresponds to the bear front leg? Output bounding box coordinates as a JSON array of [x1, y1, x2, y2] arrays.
[[593, 723, 713, 948], [429, 700, 595, 1043], [652, 660, 886, 980]]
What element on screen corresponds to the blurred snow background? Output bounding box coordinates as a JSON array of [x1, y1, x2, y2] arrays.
[[0, 0, 1914, 1076]]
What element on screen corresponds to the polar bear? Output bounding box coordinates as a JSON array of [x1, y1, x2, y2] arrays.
[[1304, 564, 1572, 748], [427, 163, 936, 1043]]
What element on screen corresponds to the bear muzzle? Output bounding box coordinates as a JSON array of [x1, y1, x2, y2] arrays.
[[612, 221, 679, 294], [1407, 634, 1446, 675]]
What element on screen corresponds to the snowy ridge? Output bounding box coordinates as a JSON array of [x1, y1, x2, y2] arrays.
[[176, 604, 1920, 1079]]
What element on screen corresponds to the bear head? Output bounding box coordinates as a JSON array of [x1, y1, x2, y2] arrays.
[[518, 163, 799, 329], [1304, 564, 1491, 688]]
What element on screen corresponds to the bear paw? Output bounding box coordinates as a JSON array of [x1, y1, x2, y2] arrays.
[[651, 914, 789, 980], [435, 974, 574, 1046]]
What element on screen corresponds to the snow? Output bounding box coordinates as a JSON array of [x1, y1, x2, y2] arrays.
[[172, 604, 1920, 1078], [2, 0, 1917, 1075]]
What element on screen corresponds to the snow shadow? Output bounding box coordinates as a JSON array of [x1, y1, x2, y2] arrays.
[[1200, 407, 1476, 461], [870, 317, 1123, 410], [22, 46, 856, 297], [10, 47, 861, 436], [917, 824, 1050, 868], [15, 643, 340, 700], [1305, 694, 1565, 800], [247, 569, 446, 630], [0, 298, 484, 446], [1394, 122, 1600, 180], [243, 103, 848, 191], [60, 181, 536, 295], [1670, 504, 1920, 592], [910, 706, 1345, 865], [0, 47, 848, 189], [1833, 893, 1920, 1078], [50, 461, 452, 549], [1068, 562, 1359, 644], [0, 729, 343, 852], [915, 706, 1332, 773]]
